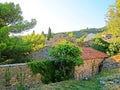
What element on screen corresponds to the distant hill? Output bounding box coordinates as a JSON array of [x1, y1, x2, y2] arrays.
[[54, 27, 106, 38]]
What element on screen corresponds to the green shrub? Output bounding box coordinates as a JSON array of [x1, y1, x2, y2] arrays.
[[92, 38, 109, 53], [28, 60, 55, 84], [107, 39, 120, 56], [49, 43, 83, 82], [17, 83, 26, 90]]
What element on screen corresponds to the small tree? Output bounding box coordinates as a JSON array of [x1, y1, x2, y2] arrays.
[[50, 43, 83, 81]]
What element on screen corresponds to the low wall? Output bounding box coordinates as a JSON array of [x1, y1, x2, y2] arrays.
[[0, 59, 103, 89], [0, 63, 41, 89]]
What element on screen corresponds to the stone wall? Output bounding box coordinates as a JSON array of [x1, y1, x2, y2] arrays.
[[0, 58, 104, 89], [0, 63, 41, 89], [74, 59, 103, 80]]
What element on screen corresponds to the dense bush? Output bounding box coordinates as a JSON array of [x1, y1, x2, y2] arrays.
[[28, 60, 54, 84], [0, 34, 32, 64], [92, 38, 110, 53], [49, 43, 83, 66], [51, 43, 83, 82], [107, 38, 120, 56], [28, 43, 83, 84]]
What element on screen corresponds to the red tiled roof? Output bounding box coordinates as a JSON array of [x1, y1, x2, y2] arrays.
[[81, 47, 107, 60]]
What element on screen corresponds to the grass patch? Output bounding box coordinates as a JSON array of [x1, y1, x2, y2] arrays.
[[33, 69, 120, 90]]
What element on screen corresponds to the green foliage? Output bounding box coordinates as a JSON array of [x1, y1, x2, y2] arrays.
[[50, 43, 83, 66], [49, 43, 83, 82], [76, 35, 87, 46], [28, 60, 54, 84], [68, 32, 74, 38], [0, 2, 23, 28], [4, 69, 11, 86], [107, 38, 120, 56], [0, 2, 36, 64], [47, 27, 52, 40], [22, 31, 45, 51], [0, 2, 36, 32], [35, 69, 120, 90], [92, 38, 120, 56], [17, 83, 26, 90], [106, 1, 120, 38], [92, 38, 110, 53], [9, 19, 36, 33], [28, 43, 83, 84]]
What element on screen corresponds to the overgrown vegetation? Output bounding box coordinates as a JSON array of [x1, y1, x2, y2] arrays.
[[0, 2, 36, 64], [33, 69, 120, 90], [107, 38, 120, 56], [28, 43, 83, 84], [91, 38, 120, 56], [92, 1, 120, 56], [92, 38, 110, 53], [28, 60, 54, 84]]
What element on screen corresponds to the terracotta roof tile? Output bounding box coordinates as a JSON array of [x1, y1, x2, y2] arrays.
[[81, 47, 107, 60]]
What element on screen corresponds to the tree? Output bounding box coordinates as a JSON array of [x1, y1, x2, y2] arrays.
[[106, 0, 120, 37], [50, 43, 83, 81], [22, 31, 45, 51], [0, 2, 36, 63], [0, 2, 36, 32], [47, 27, 52, 40]]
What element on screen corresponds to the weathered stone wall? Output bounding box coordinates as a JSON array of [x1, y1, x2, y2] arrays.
[[0, 63, 41, 89], [0, 58, 104, 89], [74, 59, 103, 80]]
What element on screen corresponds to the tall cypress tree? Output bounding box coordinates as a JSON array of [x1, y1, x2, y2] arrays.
[[47, 27, 52, 40]]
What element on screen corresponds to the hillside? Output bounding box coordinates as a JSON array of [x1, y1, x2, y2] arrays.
[[55, 27, 106, 38]]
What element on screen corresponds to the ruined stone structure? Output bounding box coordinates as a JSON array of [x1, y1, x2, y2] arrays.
[[0, 47, 107, 89], [30, 46, 107, 80], [74, 47, 107, 80]]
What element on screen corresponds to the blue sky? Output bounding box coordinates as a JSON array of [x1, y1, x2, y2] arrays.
[[1, 0, 115, 34]]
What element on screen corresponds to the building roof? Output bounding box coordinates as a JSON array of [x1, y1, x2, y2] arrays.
[[81, 47, 107, 60]]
